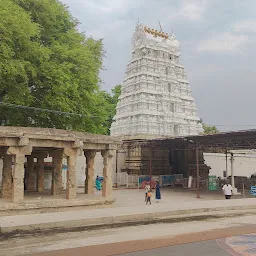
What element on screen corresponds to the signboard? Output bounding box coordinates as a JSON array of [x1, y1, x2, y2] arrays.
[[174, 174, 184, 186], [174, 174, 183, 180], [208, 175, 217, 191], [251, 186, 256, 196], [188, 176, 193, 188], [138, 176, 156, 189], [161, 175, 175, 187], [138, 176, 150, 186]]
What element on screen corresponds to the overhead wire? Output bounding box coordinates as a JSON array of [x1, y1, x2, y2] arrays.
[[1, 102, 256, 127], [0, 102, 101, 118]]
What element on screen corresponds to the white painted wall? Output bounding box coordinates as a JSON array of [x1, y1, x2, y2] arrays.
[[75, 152, 104, 188], [204, 153, 256, 178]]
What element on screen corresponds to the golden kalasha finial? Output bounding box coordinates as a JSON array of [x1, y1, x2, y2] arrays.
[[143, 26, 168, 39]]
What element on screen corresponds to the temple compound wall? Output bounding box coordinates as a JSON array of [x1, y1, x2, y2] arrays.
[[0, 127, 120, 203], [204, 153, 256, 178], [120, 141, 210, 180], [114, 144, 256, 185]]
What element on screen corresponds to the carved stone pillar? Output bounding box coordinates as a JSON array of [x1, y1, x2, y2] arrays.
[[7, 146, 32, 203], [27, 156, 35, 191], [101, 150, 115, 198], [37, 154, 46, 193], [51, 150, 63, 196], [65, 148, 78, 200], [84, 151, 96, 195], [1, 154, 13, 199]]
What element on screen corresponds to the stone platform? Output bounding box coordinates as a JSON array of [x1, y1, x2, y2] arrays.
[[0, 198, 255, 235], [0, 190, 114, 216]]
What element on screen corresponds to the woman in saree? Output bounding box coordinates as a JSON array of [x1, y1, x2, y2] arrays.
[[155, 181, 161, 202], [95, 175, 102, 191]]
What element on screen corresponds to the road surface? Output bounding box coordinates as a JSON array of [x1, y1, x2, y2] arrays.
[[1, 215, 255, 256], [118, 240, 230, 256], [119, 234, 256, 256]]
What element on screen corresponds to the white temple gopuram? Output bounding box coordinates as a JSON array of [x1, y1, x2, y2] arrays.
[[110, 23, 203, 138]]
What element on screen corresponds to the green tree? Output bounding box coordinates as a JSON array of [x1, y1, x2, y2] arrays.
[[102, 84, 121, 135], [110, 84, 122, 105], [0, 0, 40, 124], [200, 119, 219, 134], [0, 0, 106, 133]]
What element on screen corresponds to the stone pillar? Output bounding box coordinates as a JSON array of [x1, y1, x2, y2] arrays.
[[1, 154, 13, 199], [230, 153, 240, 195], [101, 150, 115, 198], [27, 156, 35, 191], [65, 148, 78, 200], [7, 146, 32, 203], [37, 154, 45, 193], [51, 150, 63, 196], [230, 153, 235, 188], [84, 151, 96, 195]]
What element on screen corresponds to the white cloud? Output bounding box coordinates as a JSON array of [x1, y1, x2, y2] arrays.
[[197, 33, 248, 53], [88, 19, 131, 40], [64, 0, 211, 23], [233, 20, 256, 33], [196, 18, 256, 54], [65, 0, 142, 15], [178, 0, 211, 21]]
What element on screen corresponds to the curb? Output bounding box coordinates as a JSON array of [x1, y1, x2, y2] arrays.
[[0, 198, 116, 217], [1, 207, 256, 238]]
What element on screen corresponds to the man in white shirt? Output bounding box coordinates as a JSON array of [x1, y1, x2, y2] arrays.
[[222, 182, 233, 199]]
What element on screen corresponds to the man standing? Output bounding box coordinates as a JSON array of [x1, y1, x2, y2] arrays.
[[222, 181, 233, 199]]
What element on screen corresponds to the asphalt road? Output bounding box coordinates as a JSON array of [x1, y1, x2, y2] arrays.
[[28, 230, 256, 256], [118, 240, 230, 256], [2, 215, 255, 256]]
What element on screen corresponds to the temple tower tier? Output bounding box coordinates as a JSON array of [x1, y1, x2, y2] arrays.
[[110, 24, 203, 138]]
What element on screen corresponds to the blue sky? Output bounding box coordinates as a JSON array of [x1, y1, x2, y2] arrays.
[[61, 0, 256, 131]]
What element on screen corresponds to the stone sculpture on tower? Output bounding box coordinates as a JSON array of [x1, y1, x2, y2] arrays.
[[110, 23, 203, 139]]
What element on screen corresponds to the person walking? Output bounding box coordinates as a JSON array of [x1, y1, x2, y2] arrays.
[[146, 190, 152, 205], [155, 181, 161, 203], [145, 184, 150, 202], [222, 181, 233, 199]]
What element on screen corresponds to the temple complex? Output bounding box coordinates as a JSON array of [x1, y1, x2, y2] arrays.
[[110, 23, 203, 138], [110, 24, 209, 180]]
